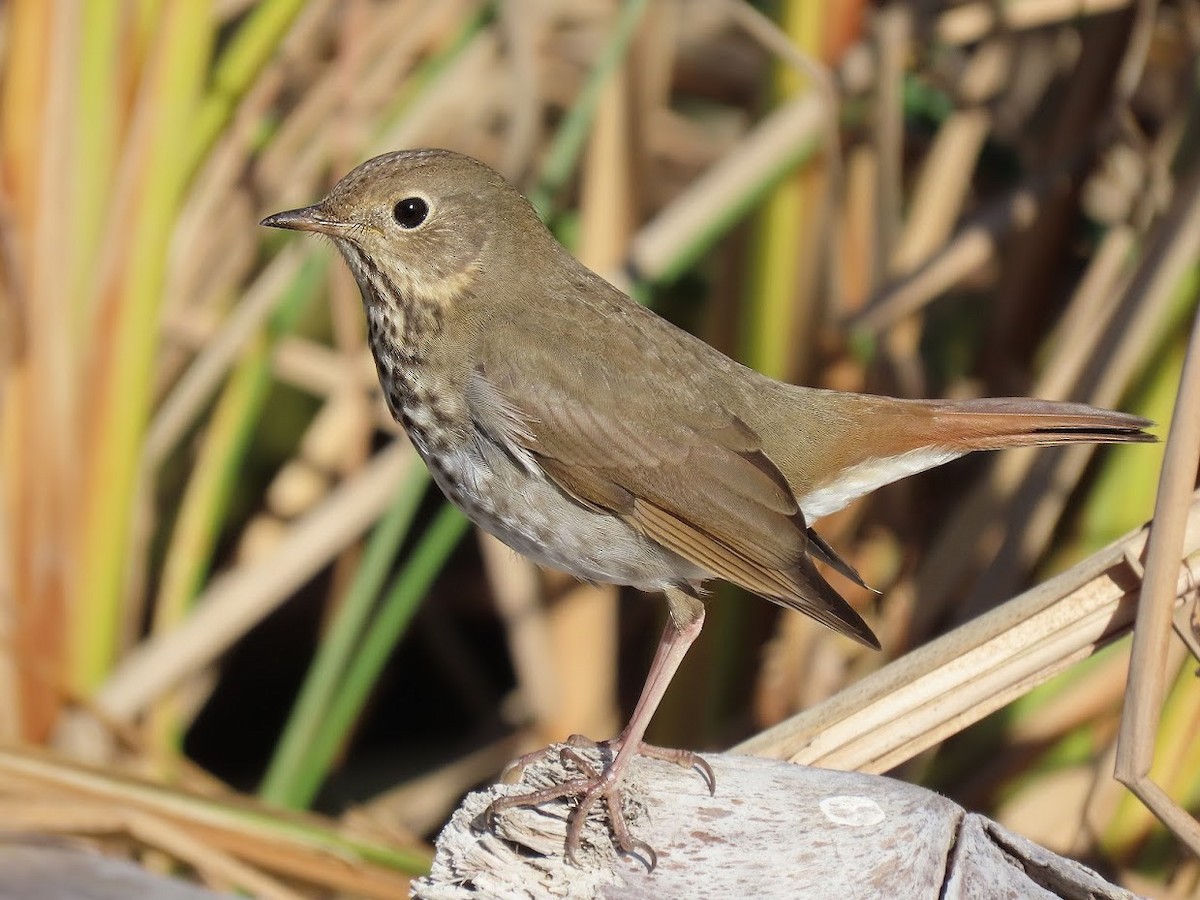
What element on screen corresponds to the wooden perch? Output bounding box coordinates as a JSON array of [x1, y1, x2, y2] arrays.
[[413, 748, 1139, 899]]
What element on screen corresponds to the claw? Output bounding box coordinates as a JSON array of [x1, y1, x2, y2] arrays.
[[622, 741, 718, 795], [605, 789, 657, 871]]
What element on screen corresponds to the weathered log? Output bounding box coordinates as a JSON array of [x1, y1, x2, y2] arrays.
[[413, 748, 1139, 899]]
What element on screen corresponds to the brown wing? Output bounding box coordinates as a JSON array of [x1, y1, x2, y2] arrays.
[[467, 304, 879, 650]]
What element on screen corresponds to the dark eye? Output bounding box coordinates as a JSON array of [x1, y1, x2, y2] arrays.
[[393, 197, 428, 228]]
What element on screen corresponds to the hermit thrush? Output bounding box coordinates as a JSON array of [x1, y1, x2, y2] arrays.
[[262, 149, 1152, 866]]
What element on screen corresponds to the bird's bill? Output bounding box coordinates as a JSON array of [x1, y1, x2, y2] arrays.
[[260, 205, 344, 235]]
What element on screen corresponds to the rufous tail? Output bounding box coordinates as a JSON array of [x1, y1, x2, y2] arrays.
[[921, 398, 1154, 451]]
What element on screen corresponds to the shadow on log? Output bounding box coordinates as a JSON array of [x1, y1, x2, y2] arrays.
[[414, 748, 1140, 899]]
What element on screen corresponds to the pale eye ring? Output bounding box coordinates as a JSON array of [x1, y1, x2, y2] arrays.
[[393, 197, 428, 228]]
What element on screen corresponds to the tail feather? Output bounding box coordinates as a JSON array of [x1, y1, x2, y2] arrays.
[[784, 392, 1154, 522], [925, 398, 1155, 451]]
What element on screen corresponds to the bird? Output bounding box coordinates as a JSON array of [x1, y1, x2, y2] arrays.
[[261, 148, 1153, 867]]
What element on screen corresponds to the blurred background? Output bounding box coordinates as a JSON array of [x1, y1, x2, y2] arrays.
[[1, 0, 1197, 895]]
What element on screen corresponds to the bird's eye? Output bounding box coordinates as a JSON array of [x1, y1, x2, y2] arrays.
[[393, 197, 429, 229]]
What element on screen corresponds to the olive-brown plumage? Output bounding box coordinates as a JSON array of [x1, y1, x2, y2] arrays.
[[262, 148, 1153, 866]]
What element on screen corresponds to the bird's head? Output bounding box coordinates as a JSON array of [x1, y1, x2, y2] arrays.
[[262, 149, 544, 309]]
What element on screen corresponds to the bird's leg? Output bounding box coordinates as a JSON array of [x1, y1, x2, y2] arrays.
[[483, 588, 707, 868]]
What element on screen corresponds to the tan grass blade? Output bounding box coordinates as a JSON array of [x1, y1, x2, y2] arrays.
[[937, 0, 1135, 46], [629, 93, 826, 282], [735, 491, 1200, 772], [1115, 296, 1200, 854], [95, 442, 417, 723], [0, 744, 422, 897]]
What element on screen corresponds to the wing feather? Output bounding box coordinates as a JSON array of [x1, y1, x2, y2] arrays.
[[467, 303, 878, 648]]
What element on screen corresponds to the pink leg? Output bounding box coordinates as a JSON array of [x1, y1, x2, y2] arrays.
[[483, 588, 708, 868], [588, 588, 706, 787]]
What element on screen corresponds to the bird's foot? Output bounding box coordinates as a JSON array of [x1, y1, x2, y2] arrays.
[[480, 734, 715, 870], [554, 733, 717, 795]]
